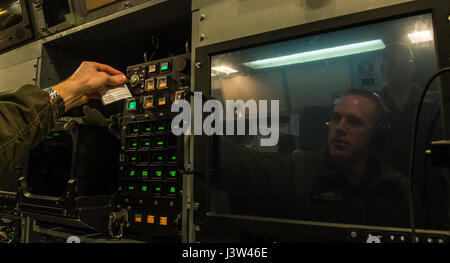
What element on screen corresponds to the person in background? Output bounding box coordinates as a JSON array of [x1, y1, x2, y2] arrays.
[[379, 42, 438, 176]]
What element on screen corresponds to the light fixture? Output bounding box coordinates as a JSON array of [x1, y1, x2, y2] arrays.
[[408, 30, 433, 43], [211, 66, 238, 75], [243, 39, 386, 70], [0, 10, 7, 16]]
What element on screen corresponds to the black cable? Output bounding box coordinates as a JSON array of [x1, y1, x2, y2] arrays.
[[408, 67, 450, 242]]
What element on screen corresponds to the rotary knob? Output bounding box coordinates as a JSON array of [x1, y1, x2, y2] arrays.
[[174, 57, 189, 73], [130, 74, 140, 87]]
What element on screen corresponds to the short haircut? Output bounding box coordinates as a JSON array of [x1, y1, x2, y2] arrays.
[[341, 88, 386, 124]]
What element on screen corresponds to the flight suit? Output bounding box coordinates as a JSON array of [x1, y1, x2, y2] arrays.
[[214, 137, 424, 228], [0, 85, 55, 182]]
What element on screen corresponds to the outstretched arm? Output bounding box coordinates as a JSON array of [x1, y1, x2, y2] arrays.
[[0, 61, 126, 179]]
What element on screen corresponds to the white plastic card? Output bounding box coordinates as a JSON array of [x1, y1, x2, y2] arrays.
[[100, 84, 132, 105]]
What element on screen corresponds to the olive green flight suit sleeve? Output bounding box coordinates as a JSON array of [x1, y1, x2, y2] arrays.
[[0, 84, 56, 179]]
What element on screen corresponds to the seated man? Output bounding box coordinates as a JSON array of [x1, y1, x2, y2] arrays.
[[214, 88, 423, 227]]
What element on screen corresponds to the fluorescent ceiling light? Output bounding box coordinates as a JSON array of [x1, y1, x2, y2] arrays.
[[243, 39, 386, 70], [408, 30, 433, 43], [0, 10, 7, 15], [211, 66, 238, 75]]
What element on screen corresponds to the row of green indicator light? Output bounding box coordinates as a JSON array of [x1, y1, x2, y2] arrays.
[[128, 169, 177, 178], [128, 124, 167, 135], [45, 132, 60, 140], [127, 185, 176, 193], [128, 153, 176, 162], [133, 126, 164, 133], [129, 140, 161, 148]]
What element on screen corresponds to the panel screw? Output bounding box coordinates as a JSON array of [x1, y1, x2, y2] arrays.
[[200, 14, 206, 21], [200, 34, 205, 42], [194, 202, 199, 209]]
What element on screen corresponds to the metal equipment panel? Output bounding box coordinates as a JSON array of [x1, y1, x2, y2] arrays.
[[193, 0, 414, 47], [0, 40, 42, 92]]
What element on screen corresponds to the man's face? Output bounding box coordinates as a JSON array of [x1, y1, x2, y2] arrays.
[[328, 95, 379, 161]]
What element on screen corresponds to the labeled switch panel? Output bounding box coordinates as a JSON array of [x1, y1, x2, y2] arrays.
[[120, 53, 190, 240]]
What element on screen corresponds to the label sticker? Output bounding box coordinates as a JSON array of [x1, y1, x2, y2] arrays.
[[100, 84, 132, 105]]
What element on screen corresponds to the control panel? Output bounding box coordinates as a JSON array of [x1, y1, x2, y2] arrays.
[[118, 53, 190, 240], [0, 215, 21, 243]]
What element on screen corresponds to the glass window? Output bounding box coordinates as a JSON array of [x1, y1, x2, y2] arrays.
[[210, 13, 447, 229], [0, 1, 23, 32]]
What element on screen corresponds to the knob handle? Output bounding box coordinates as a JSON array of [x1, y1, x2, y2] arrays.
[[130, 74, 140, 87]]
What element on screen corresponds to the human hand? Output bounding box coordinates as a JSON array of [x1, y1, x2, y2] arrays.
[[51, 61, 127, 111]]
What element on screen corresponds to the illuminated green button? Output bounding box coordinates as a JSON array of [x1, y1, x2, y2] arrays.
[[169, 171, 176, 177], [154, 187, 161, 192], [169, 187, 176, 193], [128, 101, 137, 110], [171, 156, 177, 161], [157, 141, 164, 146], [155, 170, 162, 177], [157, 126, 164, 131], [46, 136, 53, 140], [141, 186, 148, 192], [144, 142, 151, 146], [132, 142, 137, 147], [157, 156, 163, 161], [142, 170, 148, 177], [53, 132, 60, 137], [133, 128, 139, 133], [129, 170, 135, 176], [160, 62, 169, 71], [131, 156, 136, 161], [145, 127, 151, 132], [128, 186, 135, 190]]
